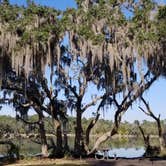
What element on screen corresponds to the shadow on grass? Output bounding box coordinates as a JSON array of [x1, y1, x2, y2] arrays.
[[28, 165, 87, 166], [86, 159, 117, 166], [20, 163, 115, 166], [0, 158, 18, 166]]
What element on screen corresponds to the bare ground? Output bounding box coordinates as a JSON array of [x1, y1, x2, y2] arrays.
[[2, 158, 166, 166]]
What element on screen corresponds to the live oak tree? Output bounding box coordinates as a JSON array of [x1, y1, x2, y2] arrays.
[[63, 0, 164, 155], [0, 0, 62, 77], [0, 0, 166, 158], [1, 0, 164, 83], [0, 1, 65, 157], [57, 36, 158, 156], [57, 53, 113, 156], [2, 67, 69, 157]]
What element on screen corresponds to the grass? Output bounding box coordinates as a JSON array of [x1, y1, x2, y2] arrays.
[[4, 157, 166, 166], [5, 158, 90, 166], [159, 149, 166, 158]]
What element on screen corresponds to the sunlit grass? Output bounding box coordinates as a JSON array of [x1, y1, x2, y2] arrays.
[[159, 149, 166, 158], [6, 158, 89, 166]]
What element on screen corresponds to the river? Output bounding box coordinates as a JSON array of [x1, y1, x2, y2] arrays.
[[0, 136, 159, 158]]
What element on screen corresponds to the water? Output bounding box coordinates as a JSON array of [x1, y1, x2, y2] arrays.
[[109, 147, 145, 158], [0, 137, 158, 158], [95, 147, 145, 158], [0, 154, 4, 158]]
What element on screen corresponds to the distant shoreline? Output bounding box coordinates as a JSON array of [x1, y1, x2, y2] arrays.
[[13, 133, 159, 138]]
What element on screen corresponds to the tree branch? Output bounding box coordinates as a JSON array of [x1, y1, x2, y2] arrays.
[[82, 95, 103, 112], [79, 72, 87, 97], [140, 96, 159, 121], [139, 106, 151, 116], [21, 101, 33, 108], [68, 85, 79, 98], [89, 74, 158, 155], [85, 112, 100, 146], [139, 97, 162, 138], [136, 122, 150, 149]]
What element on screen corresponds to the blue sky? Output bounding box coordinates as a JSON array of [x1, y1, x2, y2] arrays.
[[0, 0, 166, 122], [122, 77, 166, 122], [10, 0, 77, 10]]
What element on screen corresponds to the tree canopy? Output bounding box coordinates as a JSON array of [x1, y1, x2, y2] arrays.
[[0, 0, 165, 87], [0, 0, 166, 159]]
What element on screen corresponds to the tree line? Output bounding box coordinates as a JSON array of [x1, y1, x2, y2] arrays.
[[1, 115, 166, 137]]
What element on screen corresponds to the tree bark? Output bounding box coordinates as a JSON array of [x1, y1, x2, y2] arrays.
[[63, 120, 69, 151], [85, 113, 100, 146], [157, 119, 165, 151], [38, 114, 48, 157], [0, 57, 3, 88], [54, 119, 63, 154], [137, 123, 150, 149], [88, 126, 118, 155], [50, 102, 63, 156], [159, 136, 165, 151], [74, 109, 85, 156]]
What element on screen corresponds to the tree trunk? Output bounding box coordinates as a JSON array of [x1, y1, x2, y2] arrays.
[[157, 119, 166, 151], [139, 97, 166, 152], [38, 115, 48, 157], [0, 57, 3, 88], [88, 107, 123, 155], [50, 103, 63, 157], [137, 123, 150, 149], [49, 118, 63, 157], [88, 126, 118, 155], [41, 144, 48, 157], [86, 113, 100, 146], [55, 120, 63, 153], [63, 120, 69, 151], [159, 136, 165, 151], [88, 107, 122, 155], [74, 110, 85, 156]]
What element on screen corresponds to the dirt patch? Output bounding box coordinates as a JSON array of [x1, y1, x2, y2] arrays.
[[87, 158, 166, 166], [3, 157, 166, 166]]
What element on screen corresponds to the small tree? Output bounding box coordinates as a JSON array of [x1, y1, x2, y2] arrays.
[[139, 97, 166, 151]]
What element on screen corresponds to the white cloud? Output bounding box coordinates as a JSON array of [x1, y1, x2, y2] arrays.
[[155, 0, 166, 6]]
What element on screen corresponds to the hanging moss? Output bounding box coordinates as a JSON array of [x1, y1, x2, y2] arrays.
[[78, 25, 93, 40], [0, 0, 165, 86], [92, 34, 105, 45]]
